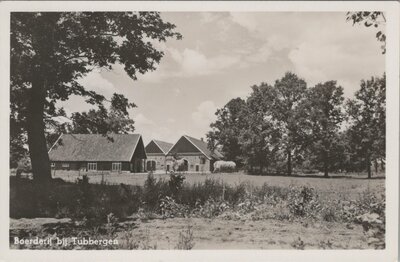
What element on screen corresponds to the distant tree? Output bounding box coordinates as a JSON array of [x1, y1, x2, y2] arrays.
[[346, 74, 386, 178], [240, 84, 281, 173], [206, 97, 246, 166], [346, 12, 386, 54], [70, 93, 136, 134], [271, 72, 307, 176], [10, 12, 181, 182], [302, 81, 345, 177]]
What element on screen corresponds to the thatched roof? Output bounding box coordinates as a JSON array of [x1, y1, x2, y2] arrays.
[[146, 140, 173, 155], [48, 134, 144, 162], [176, 135, 223, 160], [153, 140, 174, 154]]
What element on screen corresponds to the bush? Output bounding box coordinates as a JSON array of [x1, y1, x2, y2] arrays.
[[143, 173, 169, 211], [10, 176, 143, 224], [287, 186, 321, 219], [168, 172, 185, 198], [159, 196, 189, 218], [175, 225, 195, 250]]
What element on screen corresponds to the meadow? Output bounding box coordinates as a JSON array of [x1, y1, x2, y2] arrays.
[[52, 170, 385, 196]]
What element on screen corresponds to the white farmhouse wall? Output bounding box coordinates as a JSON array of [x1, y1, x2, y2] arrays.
[[166, 154, 210, 173]]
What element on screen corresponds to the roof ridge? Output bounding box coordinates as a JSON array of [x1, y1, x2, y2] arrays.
[[183, 135, 211, 160], [153, 139, 173, 144], [152, 139, 167, 154]]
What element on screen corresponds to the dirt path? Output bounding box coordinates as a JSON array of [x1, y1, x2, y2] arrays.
[[117, 217, 368, 249], [10, 217, 369, 249]]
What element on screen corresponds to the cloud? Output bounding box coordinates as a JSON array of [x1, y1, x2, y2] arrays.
[[77, 70, 118, 99], [171, 48, 241, 77], [191, 101, 218, 135], [227, 12, 385, 96], [133, 113, 155, 126], [166, 118, 176, 124], [229, 13, 258, 31], [288, 40, 385, 94], [200, 12, 220, 24], [137, 47, 241, 82]]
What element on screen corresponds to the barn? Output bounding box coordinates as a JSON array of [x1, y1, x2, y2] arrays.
[[144, 140, 173, 172], [48, 134, 147, 173], [166, 135, 223, 172]]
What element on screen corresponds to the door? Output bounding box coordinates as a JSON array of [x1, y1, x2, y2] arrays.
[[146, 160, 156, 171]]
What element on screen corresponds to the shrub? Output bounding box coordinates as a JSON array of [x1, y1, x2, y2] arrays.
[[143, 173, 169, 211], [291, 237, 305, 250], [159, 196, 189, 218], [354, 193, 385, 249], [179, 179, 224, 207], [175, 225, 195, 250], [287, 186, 321, 219], [168, 172, 185, 198]]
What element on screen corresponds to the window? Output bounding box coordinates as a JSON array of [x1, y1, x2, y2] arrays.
[[112, 162, 122, 172], [88, 162, 97, 171], [51, 162, 55, 168], [200, 157, 206, 164], [62, 163, 69, 168]]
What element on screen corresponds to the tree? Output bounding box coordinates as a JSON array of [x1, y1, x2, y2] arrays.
[[240, 84, 281, 174], [346, 74, 386, 178], [346, 12, 386, 54], [302, 81, 345, 177], [11, 12, 181, 182], [70, 93, 136, 134], [206, 98, 246, 166], [271, 72, 307, 176]]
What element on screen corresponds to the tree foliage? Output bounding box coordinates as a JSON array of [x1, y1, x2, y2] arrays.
[[346, 74, 386, 178], [301, 81, 345, 177], [271, 72, 307, 175], [207, 72, 385, 178], [346, 12, 386, 54], [206, 98, 246, 166], [239, 84, 282, 173], [70, 93, 137, 134]]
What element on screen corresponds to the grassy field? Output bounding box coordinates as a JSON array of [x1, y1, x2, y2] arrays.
[[52, 170, 385, 200]]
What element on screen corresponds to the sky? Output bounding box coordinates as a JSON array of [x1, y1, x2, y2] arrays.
[[60, 12, 385, 145]]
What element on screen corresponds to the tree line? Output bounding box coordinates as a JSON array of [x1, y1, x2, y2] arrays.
[[207, 72, 386, 178]]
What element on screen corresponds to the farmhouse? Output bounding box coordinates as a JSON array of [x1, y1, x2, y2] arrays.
[[48, 134, 147, 173], [144, 140, 173, 172], [166, 135, 223, 172]]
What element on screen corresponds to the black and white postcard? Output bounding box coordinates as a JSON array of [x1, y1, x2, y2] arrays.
[[0, 1, 399, 262]]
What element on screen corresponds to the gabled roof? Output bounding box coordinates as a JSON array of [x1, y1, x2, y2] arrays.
[[167, 135, 223, 160], [48, 134, 144, 162], [152, 140, 174, 154]]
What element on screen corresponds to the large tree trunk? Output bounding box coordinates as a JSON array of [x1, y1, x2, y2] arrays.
[[324, 150, 329, 178], [27, 79, 52, 183], [287, 149, 292, 176], [366, 154, 372, 179]]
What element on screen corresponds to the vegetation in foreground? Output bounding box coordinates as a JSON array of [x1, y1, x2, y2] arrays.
[[10, 172, 385, 250]]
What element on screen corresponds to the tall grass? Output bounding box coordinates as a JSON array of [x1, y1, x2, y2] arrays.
[[10, 172, 385, 225]]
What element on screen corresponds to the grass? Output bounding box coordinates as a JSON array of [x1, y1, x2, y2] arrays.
[[50, 170, 385, 198]]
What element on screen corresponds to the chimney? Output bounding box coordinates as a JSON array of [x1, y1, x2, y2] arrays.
[[200, 137, 204, 142]]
